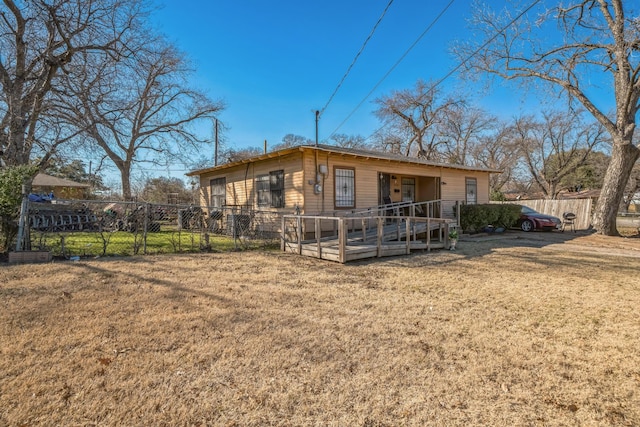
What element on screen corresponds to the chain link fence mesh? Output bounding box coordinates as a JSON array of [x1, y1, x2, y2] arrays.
[[22, 200, 282, 258]]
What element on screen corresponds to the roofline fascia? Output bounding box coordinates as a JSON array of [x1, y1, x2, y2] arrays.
[[186, 145, 501, 176]]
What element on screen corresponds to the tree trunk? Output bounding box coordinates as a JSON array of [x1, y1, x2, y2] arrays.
[[592, 142, 640, 235], [120, 167, 132, 201]]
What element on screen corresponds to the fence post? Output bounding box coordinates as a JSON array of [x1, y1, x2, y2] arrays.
[[15, 178, 31, 251], [281, 215, 286, 251], [297, 215, 302, 255], [143, 203, 149, 255]]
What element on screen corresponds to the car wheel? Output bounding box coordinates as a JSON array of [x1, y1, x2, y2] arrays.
[[521, 219, 534, 232]]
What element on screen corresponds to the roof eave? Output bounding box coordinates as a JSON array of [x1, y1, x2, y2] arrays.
[[187, 145, 501, 176]]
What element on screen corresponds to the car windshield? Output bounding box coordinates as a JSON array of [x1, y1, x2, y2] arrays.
[[521, 206, 537, 214]]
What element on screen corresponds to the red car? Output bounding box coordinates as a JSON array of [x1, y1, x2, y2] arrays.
[[517, 206, 562, 232]]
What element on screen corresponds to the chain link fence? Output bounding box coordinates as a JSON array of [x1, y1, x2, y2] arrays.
[[21, 199, 282, 258]]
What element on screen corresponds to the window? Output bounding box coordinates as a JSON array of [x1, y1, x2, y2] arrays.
[[256, 174, 270, 206], [466, 177, 477, 205], [401, 178, 415, 202], [335, 167, 355, 208], [256, 170, 284, 208], [210, 177, 226, 208]]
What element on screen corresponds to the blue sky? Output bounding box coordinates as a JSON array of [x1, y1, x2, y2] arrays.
[[151, 0, 544, 159]]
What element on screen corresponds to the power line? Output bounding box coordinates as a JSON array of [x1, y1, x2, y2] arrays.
[[328, 0, 456, 137], [363, 0, 542, 142], [319, 0, 395, 117]]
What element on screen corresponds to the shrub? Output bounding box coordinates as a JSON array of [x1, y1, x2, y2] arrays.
[[460, 203, 521, 233], [490, 189, 507, 201], [0, 165, 38, 252]]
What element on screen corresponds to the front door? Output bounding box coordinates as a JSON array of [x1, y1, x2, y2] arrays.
[[378, 173, 391, 204]]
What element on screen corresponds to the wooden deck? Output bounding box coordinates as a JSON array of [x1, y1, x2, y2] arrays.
[[281, 213, 454, 263]]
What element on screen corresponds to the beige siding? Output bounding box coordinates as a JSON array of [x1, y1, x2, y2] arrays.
[[196, 148, 494, 216], [309, 153, 492, 213], [440, 170, 491, 204], [197, 152, 304, 211]]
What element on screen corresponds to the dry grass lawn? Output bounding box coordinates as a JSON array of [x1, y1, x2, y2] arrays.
[[1, 231, 640, 426]]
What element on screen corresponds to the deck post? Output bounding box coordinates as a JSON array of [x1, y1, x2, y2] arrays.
[[315, 217, 322, 259], [297, 216, 302, 255], [427, 218, 431, 252], [405, 218, 411, 254], [338, 218, 346, 263], [362, 218, 367, 242], [377, 217, 383, 257], [445, 222, 450, 248]]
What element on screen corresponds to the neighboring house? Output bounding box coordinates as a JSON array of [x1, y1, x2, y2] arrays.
[[187, 144, 496, 220], [31, 173, 90, 200]]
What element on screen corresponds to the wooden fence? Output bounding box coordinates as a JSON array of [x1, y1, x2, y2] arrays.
[[494, 199, 593, 230]]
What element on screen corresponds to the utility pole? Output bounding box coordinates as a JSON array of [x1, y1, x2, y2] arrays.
[[315, 110, 319, 147], [214, 118, 219, 167]]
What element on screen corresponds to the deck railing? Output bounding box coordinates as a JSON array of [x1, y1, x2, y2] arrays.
[[341, 199, 442, 219], [281, 214, 454, 263]]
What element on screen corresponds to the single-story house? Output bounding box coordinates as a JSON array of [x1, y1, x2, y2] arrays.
[[187, 144, 497, 221], [31, 173, 90, 200]]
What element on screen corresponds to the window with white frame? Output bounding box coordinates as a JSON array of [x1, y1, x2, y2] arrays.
[[256, 170, 284, 208], [210, 177, 226, 208], [335, 167, 355, 208]]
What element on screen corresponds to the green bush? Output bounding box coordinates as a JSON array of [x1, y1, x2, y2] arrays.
[[460, 203, 521, 233], [0, 165, 38, 252], [490, 189, 507, 201]]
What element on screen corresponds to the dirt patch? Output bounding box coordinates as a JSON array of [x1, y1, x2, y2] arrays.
[[1, 236, 639, 426]]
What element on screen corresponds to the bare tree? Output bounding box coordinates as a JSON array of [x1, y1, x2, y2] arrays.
[[374, 80, 460, 160], [456, 0, 640, 235], [55, 40, 223, 199], [222, 146, 265, 163], [329, 133, 369, 149], [622, 159, 640, 212], [440, 105, 495, 165], [512, 111, 607, 199], [0, 0, 145, 169], [270, 134, 313, 152], [471, 120, 521, 195]]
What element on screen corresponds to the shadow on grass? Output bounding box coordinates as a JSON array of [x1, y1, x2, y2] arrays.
[[351, 228, 640, 270]]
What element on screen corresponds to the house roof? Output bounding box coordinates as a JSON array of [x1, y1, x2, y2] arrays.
[[32, 173, 90, 188], [187, 144, 502, 176]]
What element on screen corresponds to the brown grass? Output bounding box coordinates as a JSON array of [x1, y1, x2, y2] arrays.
[[1, 231, 640, 426]]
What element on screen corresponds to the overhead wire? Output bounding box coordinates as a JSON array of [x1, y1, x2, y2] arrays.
[[332, 0, 542, 141], [328, 0, 456, 138], [319, 0, 395, 117]]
